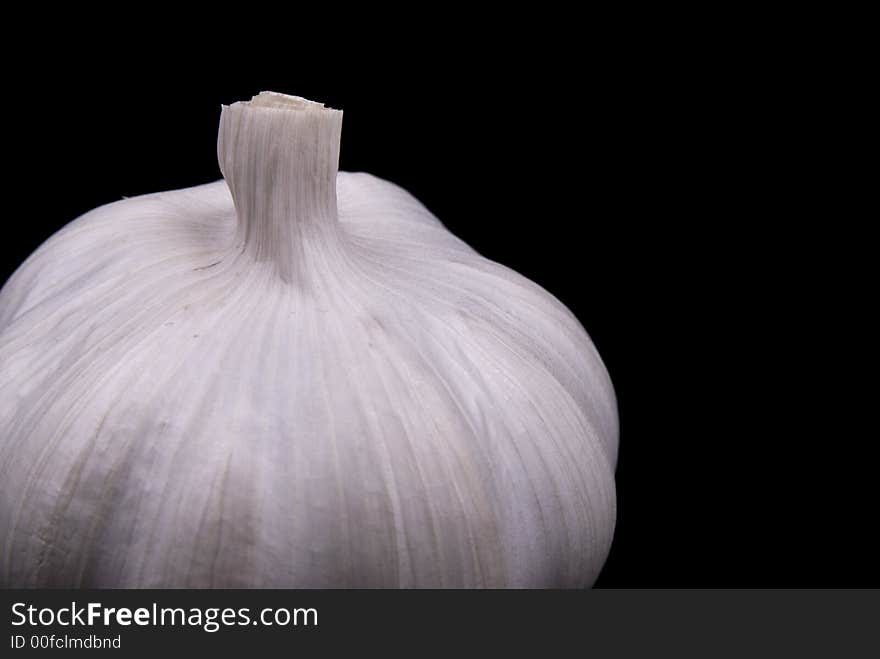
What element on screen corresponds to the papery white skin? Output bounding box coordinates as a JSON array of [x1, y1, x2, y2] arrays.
[[0, 93, 617, 588]]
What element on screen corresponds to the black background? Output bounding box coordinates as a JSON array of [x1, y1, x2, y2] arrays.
[[1, 23, 872, 587]]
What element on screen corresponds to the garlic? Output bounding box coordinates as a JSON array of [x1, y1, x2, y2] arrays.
[[0, 92, 617, 588]]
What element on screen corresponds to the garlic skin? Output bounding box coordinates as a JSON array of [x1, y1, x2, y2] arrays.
[[0, 92, 617, 588]]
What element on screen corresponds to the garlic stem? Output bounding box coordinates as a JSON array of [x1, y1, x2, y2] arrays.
[[217, 92, 343, 280]]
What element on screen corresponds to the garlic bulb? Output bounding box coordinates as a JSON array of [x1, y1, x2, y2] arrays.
[[0, 92, 617, 588]]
